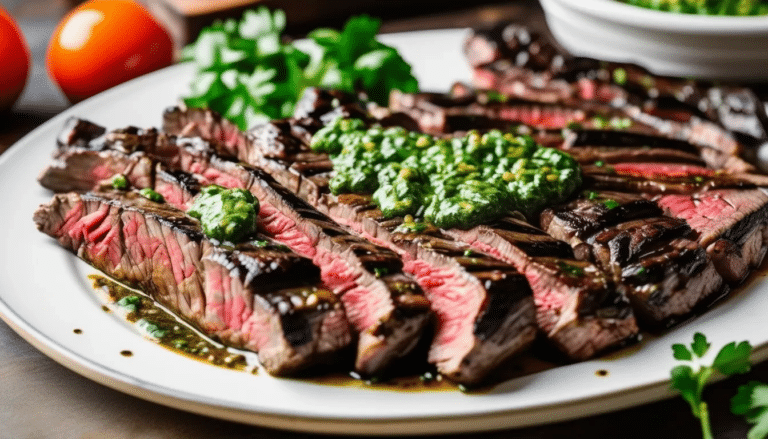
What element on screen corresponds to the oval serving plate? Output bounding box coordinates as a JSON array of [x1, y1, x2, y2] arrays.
[[2, 28, 768, 435]]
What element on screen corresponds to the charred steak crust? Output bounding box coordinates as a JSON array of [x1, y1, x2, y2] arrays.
[[161, 104, 639, 376], [541, 193, 727, 327], [48, 118, 433, 378], [33, 191, 351, 375], [444, 217, 639, 361], [163, 105, 540, 385], [464, 22, 768, 152]]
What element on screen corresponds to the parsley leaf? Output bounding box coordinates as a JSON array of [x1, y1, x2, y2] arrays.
[[713, 341, 752, 375], [670, 333, 753, 439], [183, 9, 418, 130], [672, 343, 693, 361], [182, 8, 307, 129], [732, 382, 768, 439], [691, 332, 711, 358]]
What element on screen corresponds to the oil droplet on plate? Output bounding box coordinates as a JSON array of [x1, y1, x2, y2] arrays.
[[595, 369, 609, 377], [120, 350, 133, 357], [73, 329, 82, 334]]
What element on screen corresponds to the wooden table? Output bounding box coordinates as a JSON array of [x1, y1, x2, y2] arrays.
[[0, 1, 765, 437]]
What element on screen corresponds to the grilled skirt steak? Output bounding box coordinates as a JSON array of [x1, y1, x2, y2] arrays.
[[541, 193, 727, 327], [33, 191, 351, 375], [445, 217, 638, 360], [464, 23, 768, 153], [45, 118, 434, 378], [163, 106, 539, 385], [657, 189, 768, 284]]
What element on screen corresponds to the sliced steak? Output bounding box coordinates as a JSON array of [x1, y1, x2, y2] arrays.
[[33, 191, 350, 375], [49, 119, 434, 378], [541, 193, 726, 327], [390, 89, 751, 172], [163, 108, 539, 384], [657, 189, 768, 284], [465, 23, 768, 149], [444, 217, 638, 360], [328, 196, 537, 385]]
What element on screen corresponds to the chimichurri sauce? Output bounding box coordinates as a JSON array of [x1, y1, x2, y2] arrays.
[[187, 185, 260, 243], [616, 0, 768, 15], [89, 275, 253, 372], [311, 118, 581, 229]]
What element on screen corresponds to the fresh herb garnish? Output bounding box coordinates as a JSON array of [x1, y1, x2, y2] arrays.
[[373, 267, 389, 278], [313, 121, 581, 229], [182, 8, 418, 130], [670, 333, 753, 439], [557, 261, 585, 278], [732, 381, 768, 439]]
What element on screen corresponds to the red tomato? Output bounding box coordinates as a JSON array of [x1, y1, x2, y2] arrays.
[[0, 6, 30, 112], [47, 0, 174, 103]]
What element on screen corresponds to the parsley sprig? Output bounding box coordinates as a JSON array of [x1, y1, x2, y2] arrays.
[[182, 8, 418, 130], [670, 333, 753, 439], [733, 381, 768, 439]]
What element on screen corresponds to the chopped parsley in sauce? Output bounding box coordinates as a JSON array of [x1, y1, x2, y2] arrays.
[[187, 185, 260, 243], [139, 188, 165, 203], [311, 118, 582, 229], [616, 0, 768, 15]]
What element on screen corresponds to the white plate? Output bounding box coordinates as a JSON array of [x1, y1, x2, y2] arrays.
[[2, 28, 768, 435]]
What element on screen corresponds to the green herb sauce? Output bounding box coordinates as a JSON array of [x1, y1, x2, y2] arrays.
[[616, 0, 768, 15], [311, 118, 582, 229], [187, 185, 260, 243], [111, 174, 128, 190], [139, 188, 165, 203], [90, 275, 251, 371]]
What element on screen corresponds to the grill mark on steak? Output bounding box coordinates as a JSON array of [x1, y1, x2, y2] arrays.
[[51, 119, 433, 378], [334, 204, 537, 385], [464, 23, 768, 150], [33, 191, 350, 375], [541, 193, 726, 327], [444, 217, 639, 360], [656, 189, 768, 284], [463, 25, 761, 174], [389, 90, 750, 172], [163, 107, 539, 385]]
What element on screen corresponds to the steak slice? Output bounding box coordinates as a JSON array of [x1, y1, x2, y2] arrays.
[[33, 191, 351, 375], [163, 107, 538, 385], [329, 196, 537, 385], [657, 189, 768, 284], [389, 89, 751, 172], [465, 23, 768, 151], [541, 193, 726, 327], [444, 217, 638, 360], [47, 119, 434, 378]]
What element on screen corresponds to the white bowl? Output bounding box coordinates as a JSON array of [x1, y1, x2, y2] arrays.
[[539, 0, 768, 80]]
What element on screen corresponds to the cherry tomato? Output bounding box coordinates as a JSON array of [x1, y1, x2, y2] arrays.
[[0, 6, 30, 112], [47, 0, 174, 103]]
